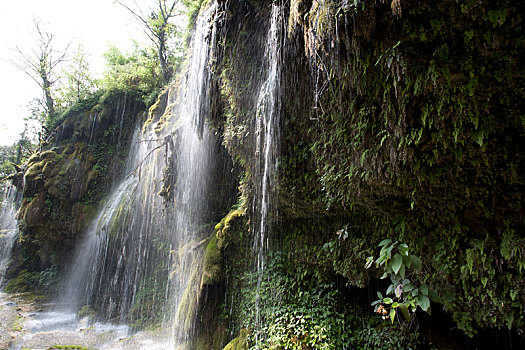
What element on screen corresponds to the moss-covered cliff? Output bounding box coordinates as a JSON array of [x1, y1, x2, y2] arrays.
[[5, 91, 145, 293], [204, 0, 524, 348]]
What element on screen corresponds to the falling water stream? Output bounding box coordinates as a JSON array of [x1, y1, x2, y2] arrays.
[[0, 185, 19, 287], [253, 3, 283, 342]]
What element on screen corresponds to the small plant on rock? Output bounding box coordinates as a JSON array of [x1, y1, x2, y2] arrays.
[[366, 239, 440, 326]]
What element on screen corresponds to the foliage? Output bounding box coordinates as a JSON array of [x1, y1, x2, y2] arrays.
[[102, 44, 163, 105], [351, 318, 423, 350], [55, 44, 99, 110], [230, 252, 354, 350], [4, 265, 58, 293], [115, 0, 184, 82], [279, 0, 525, 337], [5, 269, 40, 293], [367, 240, 439, 328], [0, 144, 17, 180], [183, 0, 208, 33]]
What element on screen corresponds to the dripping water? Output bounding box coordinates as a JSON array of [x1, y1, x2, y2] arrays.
[[252, 3, 283, 343], [88, 112, 99, 145]]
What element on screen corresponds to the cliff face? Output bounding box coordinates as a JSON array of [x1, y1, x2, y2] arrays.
[[1, 0, 523, 348], [6, 92, 144, 292], [207, 0, 524, 347]]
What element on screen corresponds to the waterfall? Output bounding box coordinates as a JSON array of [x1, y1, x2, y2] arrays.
[[165, 3, 219, 347], [252, 3, 283, 341], [58, 2, 219, 347], [0, 184, 20, 287]]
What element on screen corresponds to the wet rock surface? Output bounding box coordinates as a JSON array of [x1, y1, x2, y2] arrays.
[[0, 293, 171, 350], [0, 293, 17, 349]]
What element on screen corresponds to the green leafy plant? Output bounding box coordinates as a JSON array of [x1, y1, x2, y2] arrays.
[[366, 240, 439, 325]]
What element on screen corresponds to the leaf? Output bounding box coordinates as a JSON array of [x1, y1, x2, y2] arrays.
[[392, 302, 400, 308], [398, 304, 410, 321], [402, 254, 412, 268], [403, 283, 415, 292], [365, 256, 374, 269], [410, 255, 422, 270], [377, 291, 383, 299], [398, 243, 409, 256], [395, 284, 403, 298], [399, 264, 406, 279], [429, 289, 442, 303], [379, 239, 392, 247], [391, 254, 403, 274], [383, 297, 393, 304], [386, 284, 395, 295], [418, 294, 430, 312], [390, 309, 396, 324], [420, 285, 429, 295]]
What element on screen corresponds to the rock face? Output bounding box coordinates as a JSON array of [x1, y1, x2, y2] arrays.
[[7, 92, 144, 290], [205, 0, 525, 347]]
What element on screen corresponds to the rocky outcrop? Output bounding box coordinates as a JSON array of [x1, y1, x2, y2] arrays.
[[7, 92, 144, 287]]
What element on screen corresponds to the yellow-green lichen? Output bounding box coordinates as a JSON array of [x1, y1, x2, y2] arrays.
[[215, 208, 244, 239], [202, 233, 223, 286], [222, 329, 249, 350]]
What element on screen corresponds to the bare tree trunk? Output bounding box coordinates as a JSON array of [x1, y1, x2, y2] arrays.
[[158, 26, 170, 83], [42, 74, 55, 118]]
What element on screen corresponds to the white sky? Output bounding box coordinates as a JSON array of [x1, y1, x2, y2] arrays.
[[0, 0, 147, 146]]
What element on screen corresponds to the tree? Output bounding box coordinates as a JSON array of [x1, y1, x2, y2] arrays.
[[115, 0, 181, 83], [56, 44, 98, 108], [102, 43, 162, 101], [10, 20, 69, 121]]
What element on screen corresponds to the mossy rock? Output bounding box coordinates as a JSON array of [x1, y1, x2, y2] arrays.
[[22, 192, 48, 226], [223, 329, 249, 350], [212, 326, 229, 349], [202, 234, 223, 286], [175, 268, 201, 334], [42, 159, 62, 178], [215, 208, 244, 239], [5, 269, 40, 293], [25, 161, 45, 178], [39, 149, 58, 160], [72, 204, 97, 233]]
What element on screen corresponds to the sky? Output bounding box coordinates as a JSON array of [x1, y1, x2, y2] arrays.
[[0, 0, 147, 146]]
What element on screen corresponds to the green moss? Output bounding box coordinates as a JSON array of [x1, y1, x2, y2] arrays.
[[174, 264, 202, 334], [24, 161, 45, 178], [223, 329, 249, 350], [215, 208, 244, 239], [5, 269, 40, 293], [39, 150, 58, 160], [41, 159, 61, 178], [26, 153, 41, 164], [12, 315, 23, 331], [202, 233, 223, 286]]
